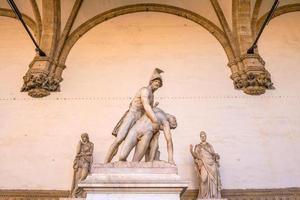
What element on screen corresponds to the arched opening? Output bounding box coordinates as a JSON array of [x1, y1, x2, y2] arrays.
[[63, 12, 231, 97], [62, 11, 234, 187], [58, 4, 233, 65]]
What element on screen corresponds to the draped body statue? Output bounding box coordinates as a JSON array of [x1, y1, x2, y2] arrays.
[[119, 107, 177, 164], [190, 131, 221, 199]]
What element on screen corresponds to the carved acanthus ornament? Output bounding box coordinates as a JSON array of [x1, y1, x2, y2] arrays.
[[229, 54, 274, 95], [21, 57, 62, 98], [22, 74, 61, 98]]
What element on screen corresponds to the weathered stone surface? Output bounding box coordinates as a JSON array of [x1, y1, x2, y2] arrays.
[[1, 188, 300, 200], [229, 54, 274, 95], [79, 161, 188, 200], [60, 198, 85, 200], [92, 161, 178, 174]]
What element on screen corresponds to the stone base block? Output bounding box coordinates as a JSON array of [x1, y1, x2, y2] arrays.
[[79, 161, 189, 200], [196, 199, 227, 200]]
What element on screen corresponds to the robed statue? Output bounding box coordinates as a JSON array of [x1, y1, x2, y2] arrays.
[[190, 131, 221, 199], [70, 133, 94, 197]]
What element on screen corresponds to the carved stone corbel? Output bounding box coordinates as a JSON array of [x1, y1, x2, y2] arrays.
[[229, 54, 274, 95], [21, 56, 62, 98]]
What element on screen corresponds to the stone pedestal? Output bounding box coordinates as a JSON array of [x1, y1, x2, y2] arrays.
[[196, 199, 226, 200], [79, 161, 189, 200]]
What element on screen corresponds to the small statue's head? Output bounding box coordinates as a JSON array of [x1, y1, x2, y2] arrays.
[[166, 114, 177, 129], [200, 131, 207, 142], [81, 133, 89, 143]]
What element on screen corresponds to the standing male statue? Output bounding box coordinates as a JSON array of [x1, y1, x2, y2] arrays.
[[104, 68, 164, 163], [190, 131, 221, 199], [70, 133, 94, 197]]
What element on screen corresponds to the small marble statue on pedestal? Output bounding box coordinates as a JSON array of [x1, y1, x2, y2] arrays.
[[190, 131, 222, 199], [70, 133, 94, 198]]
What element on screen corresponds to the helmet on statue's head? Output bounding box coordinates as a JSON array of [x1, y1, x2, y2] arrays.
[[149, 68, 164, 87]]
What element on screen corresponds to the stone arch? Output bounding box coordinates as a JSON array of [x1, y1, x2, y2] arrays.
[[58, 3, 234, 66], [0, 8, 37, 36], [256, 3, 300, 33]]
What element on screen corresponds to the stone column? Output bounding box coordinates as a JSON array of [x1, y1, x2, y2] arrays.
[[21, 0, 60, 98], [229, 0, 274, 95]]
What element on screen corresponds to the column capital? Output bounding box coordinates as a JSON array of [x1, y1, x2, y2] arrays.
[[229, 53, 274, 95]]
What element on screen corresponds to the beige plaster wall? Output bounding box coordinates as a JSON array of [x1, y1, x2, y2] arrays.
[[0, 12, 300, 190]]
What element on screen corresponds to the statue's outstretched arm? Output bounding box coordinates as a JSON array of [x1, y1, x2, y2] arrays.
[[146, 133, 159, 162]]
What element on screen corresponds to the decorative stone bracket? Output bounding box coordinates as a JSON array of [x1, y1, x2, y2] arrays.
[[21, 56, 62, 98], [229, 54, 274, 95]]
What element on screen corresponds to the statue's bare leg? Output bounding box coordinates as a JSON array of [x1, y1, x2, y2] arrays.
[[119, 129, 138, 161], [72, 168, 82, 197], [132, 134, 152, 162], [70, 169, 79, 197], [73, 165, 89, 197], [147, 133, 159, 162], [144, 147, 150, 162], [104, 114, 135, 163], [70, 168, 77, 197]]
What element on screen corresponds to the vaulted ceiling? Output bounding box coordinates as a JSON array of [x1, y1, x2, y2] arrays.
[[0, 0, 300, 97], [1, 0, 299, 33]]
